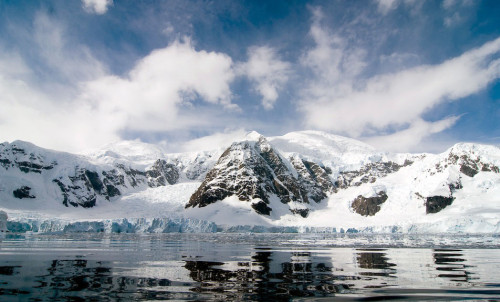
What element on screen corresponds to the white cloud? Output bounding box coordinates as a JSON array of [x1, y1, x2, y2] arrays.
[[303, 37, 500, 135], [375, 0, 399, 14], [177, 129, 248, 152], [33, 13, 106, 82], [300, 9, 500, 151], [0, 15, 112, 151], [0, 53, 119, 151], [0, 13, 237, 152], [300, 7, 366, 102], [363, 117, 460, 152], [81, 38, 236, 134], [237, 46, 291, 110], [82, 0, 113, 14]]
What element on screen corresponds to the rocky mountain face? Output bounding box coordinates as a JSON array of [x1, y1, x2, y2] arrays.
[[335, 161, 412, 189], [0, 141, 205, 208], [186, 135, 335, 217]]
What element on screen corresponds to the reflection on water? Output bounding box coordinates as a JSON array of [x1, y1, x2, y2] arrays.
[[433, 249, 471, 282], [184, 251, 351, 300], [0, 234, 499, 301], [357, 249, 396, 279]]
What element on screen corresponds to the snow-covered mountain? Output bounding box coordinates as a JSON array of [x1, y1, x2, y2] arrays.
[[1, 131, 499, 233], [0, 140, 217, 211], [186, 132, 334, 218]]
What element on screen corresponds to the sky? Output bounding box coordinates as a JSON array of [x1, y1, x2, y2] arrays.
[[0, 0, 499, 154]]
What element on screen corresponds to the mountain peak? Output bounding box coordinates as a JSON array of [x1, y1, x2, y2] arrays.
[[244, 130, 265, 142], [84, 140, 166, 164]]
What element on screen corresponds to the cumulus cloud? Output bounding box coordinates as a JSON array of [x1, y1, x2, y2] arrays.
[[0, 13, 237, 152], [237, 46, 291, 110], [80, 38, 236, 134], [82, 0, 113, 14], [300, 8, 500, 151]]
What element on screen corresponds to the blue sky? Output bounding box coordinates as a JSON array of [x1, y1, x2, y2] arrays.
[[0, 0, 499, 153]]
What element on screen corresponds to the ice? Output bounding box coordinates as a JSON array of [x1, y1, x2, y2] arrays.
[[5, 217, 217, 233]]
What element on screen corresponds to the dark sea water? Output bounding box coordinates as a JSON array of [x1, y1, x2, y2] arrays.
[[0, 233, 499, 301]]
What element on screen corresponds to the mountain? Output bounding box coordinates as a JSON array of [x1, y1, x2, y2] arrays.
[[0, 140, 217, 211], [1, 131, 499, 233], [186, 132, 334, 218]]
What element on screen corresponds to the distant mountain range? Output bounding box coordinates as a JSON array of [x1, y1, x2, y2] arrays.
[[1, 131, 499, 233]]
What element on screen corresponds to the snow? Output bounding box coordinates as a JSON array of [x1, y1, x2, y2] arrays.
[[270, 130, 381, 165], [1, 131, 500, 234], [83, 140, 166, 164], [186, 195, 273, 227]]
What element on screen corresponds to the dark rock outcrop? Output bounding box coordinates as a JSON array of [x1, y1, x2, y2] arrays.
[[53, 177, 96, 208], [291, 157, 335, 202], [351, 191, 388, 216], [290, 208, 310, 218], [448, 179, 463, 193], [13, 186, 35, 199], [336, 161, 408, 189], [426, 196, 455, 214], [447, 149, 499, 178], [481, 164, 499, 173], [251, 201, 272, 216], [146, 159, 179, 187], [0, 143, 56, 173], [52, 168, 126, 208], [460, 164, 478, 177]]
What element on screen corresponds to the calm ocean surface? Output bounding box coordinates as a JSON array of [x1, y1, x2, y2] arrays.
[[0, 233, 499, 301]]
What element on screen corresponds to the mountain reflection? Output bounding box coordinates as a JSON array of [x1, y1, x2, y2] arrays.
[[433, 249, 471, 282], [184, 250, 351, 300], [0, 265, 19, 276], [32, 259, 172, 300], [356, 249, 396, 279], [1, 244, 492, 301]]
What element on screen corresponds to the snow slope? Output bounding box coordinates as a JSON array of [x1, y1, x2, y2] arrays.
[[1, 131, 499, 233]]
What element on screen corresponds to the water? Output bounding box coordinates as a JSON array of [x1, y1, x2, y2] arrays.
[[0, 233, 499, 301]]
